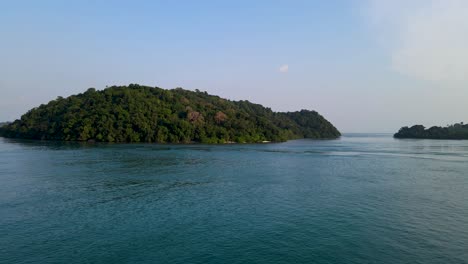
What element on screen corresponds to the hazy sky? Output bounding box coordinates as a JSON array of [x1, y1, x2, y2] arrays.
[[1, 0, 467, 132]]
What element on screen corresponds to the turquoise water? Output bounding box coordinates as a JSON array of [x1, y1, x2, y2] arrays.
[[1, 134, 468, 264]]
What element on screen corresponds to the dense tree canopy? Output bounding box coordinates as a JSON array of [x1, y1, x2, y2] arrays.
[[394, 123, 468, 139], [0, 85, 340, 143]]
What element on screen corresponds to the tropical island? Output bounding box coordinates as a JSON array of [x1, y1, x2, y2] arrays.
[[0, 84, 340, 143], [394, 123, 468, 139]]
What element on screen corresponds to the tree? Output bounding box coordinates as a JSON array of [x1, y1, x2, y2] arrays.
[[0, 85, 341, 143]]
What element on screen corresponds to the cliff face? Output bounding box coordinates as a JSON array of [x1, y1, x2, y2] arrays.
[[0, 84, 340, 143]]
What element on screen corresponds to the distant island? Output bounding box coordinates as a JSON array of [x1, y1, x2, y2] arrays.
[[0, 84, 340, 143], [394, 123, 468, 139]]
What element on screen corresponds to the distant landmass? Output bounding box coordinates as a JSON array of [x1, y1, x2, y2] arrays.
[[394, 123, 468, 139], [0, 84, 340, 143], [0, 122, 10, 127]]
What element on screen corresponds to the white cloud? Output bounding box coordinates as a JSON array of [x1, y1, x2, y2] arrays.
[[279, 64, 289, 73], [365, 0, 468, 82]]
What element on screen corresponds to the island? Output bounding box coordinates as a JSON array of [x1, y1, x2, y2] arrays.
[[394, 123, 468, 139], [0, 84, 340, 143]]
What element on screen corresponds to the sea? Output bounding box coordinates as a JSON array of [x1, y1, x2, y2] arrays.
[[1, 134, 467, 264]]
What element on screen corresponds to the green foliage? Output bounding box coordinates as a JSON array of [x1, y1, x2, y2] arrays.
[[394, 123, 468, 139], [0, 85, 341, 143], [278, 110, 341, 139], [0, 122, 10, 128]]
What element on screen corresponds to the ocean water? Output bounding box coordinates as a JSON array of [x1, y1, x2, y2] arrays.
[[1, 134, 467, 264]]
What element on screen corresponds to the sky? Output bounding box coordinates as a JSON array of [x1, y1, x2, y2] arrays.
[[1, 0, 467, 133]]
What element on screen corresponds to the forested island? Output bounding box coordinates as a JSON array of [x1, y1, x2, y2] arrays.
[[0, 84, 340, 143], [394, 123, 468, 139]]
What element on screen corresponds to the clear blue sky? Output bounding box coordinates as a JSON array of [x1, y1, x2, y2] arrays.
[[1, 0, 467, 132]]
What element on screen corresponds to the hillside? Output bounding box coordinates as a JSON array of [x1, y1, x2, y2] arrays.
[[394, 123, 468, 139], [0, 84, 340, 143]]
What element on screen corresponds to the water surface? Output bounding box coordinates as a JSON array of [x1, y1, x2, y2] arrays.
[[1, 134, 467, 263]]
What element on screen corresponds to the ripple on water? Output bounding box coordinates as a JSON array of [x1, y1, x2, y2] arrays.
[[1, 135, 468, 264]]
